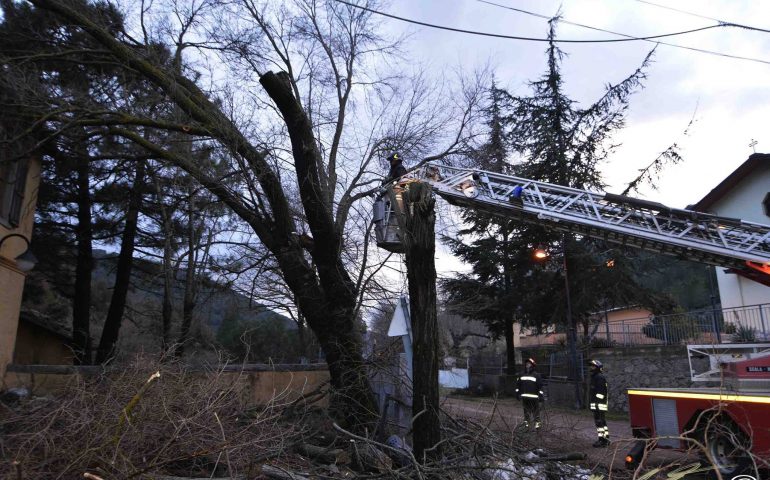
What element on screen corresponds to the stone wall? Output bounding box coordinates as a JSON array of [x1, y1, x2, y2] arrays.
[[590, 345, 709, 412]]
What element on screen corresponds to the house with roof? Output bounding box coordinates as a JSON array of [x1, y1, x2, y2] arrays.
[[691, 153, 770, 335]]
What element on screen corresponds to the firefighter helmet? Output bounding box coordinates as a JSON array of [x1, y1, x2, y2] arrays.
[[526, 357, 536, 366], [590, 359, 603, 370], [387, 152, 401, 163]]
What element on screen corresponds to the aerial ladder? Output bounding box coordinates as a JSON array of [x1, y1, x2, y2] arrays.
[[373, 162, 770, 476], [374, 163, 770, 281]]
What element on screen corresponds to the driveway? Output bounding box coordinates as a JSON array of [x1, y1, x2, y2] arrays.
[[441, 395, 701, 476]]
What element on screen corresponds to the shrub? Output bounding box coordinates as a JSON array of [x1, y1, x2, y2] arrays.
[[734, 324, 757, 343]]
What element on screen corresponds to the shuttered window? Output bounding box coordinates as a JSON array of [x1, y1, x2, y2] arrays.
[[0, 146, 29, 227]]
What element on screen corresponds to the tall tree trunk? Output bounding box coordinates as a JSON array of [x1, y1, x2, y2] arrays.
[[95, 159, 146, 363], [502, 230, 516, 376], [72, 155, 93, 365], [403, 182, 440, 461], [175, 190, 197, 358], [504, 316, 516, 376], [260, 71, 379, 430], [160, 229, 174, 353], [152, 174, 175, 354]]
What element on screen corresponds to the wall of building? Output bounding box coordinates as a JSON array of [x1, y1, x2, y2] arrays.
[[0, 157, 41, 383], [707, 163, 770, 310], [3, 365, 330, 408], [13, 321, 73, 365]]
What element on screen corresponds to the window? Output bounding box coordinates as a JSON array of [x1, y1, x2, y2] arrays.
[[0, 146, 28, 227], [763, 192, 770, 219]]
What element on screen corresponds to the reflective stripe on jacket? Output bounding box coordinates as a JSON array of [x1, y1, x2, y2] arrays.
[[515, 371, 544, 401], [589, 372, 608, 411]]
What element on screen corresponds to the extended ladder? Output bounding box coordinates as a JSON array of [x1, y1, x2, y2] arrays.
[[389, 163, 770, 273]]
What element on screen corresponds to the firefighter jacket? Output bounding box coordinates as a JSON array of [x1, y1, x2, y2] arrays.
[[387, 161, 407, 182], [589, 372, 608, 411], [515, 371, 544, 401]]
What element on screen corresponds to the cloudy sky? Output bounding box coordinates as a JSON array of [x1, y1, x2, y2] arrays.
[[365, 0, 770, 277], [375, 0, 769, 209]]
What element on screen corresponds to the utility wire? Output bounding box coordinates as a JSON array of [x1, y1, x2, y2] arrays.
[[635, 0, 770, 34], [475, 0, 770, 65], [333, 0, 722, 43]]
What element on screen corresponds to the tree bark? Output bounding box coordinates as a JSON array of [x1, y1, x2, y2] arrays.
[[504, 316, 516, 376], [175, 186, 198, 358], [95, 159, 146, 363], [402, 182, 440, 461], [72, 155, 93, 365]]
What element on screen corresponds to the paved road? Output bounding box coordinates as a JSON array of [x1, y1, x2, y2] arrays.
[[442, 395, 703, 477]]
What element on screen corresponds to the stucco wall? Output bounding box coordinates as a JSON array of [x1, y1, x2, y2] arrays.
[[0, 156, 41, 381], [3, 365, 330, 408], [706, 161, 770, 309], [0, 265, 26, 380]]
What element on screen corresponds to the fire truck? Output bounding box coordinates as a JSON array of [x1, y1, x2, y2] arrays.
[[373, 163, 770, 478]]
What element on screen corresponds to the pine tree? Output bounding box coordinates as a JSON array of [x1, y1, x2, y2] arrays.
[[444, 18, 671, 381]]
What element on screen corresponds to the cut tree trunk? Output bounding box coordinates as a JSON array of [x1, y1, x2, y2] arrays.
[[402, 182, 441, 461]]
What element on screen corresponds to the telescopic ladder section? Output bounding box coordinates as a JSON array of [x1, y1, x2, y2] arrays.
[[376, 163, 770, 274]]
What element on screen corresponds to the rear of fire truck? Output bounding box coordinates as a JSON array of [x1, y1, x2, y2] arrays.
[[626, 345, 770, 478]]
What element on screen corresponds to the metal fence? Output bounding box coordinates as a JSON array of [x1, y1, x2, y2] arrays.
[[593, 303, 770, 347]]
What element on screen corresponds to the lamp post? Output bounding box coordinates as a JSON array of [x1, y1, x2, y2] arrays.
[[533, 234, 583, 409], [0, 233, 38, 272]]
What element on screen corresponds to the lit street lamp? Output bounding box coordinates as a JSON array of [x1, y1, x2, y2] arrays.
[[533, 234, 583, 409]]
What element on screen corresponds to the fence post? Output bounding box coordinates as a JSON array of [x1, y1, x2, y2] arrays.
[[761, 305, 768, 340], [663, 317, 669, 345], [710, 308, 722, 343], [622, 320, 627, 346]]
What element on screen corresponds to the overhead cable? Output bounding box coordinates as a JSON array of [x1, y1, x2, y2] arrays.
[[474, 0, 770, 65], [635, 0, 770, 34], [333, 0, 722, 43]]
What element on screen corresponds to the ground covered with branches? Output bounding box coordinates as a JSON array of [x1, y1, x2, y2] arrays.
[[1, 362, 598, 480]]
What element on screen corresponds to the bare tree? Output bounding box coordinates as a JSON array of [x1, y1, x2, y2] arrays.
[[19, 0, 485, 430]]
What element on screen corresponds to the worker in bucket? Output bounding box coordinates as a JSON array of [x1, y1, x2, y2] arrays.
[[589, 359, 610, 447], [385, 152, 407, 183], [515, 357, 544, 431]]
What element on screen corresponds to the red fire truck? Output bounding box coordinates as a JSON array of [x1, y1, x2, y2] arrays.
[[626, 344, 770, 477]]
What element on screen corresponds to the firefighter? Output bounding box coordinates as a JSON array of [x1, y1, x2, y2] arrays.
[[385, 152, 407, 182], [589, 359, 610, 447], [515, 357, 544, 430]]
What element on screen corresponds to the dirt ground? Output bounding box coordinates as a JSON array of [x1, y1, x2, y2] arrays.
[[441, 395, 702, 477]]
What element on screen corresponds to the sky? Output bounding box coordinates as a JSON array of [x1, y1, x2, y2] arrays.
[[366, 0, 770, 277], [374, 0, 769, 207]]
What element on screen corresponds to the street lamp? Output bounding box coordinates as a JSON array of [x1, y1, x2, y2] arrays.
[[0, 233, 38, 272], [533, 235, 583, 409]]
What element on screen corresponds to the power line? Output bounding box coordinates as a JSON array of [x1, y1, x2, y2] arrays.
[[473, 0, 770, 65], [333, 0, 723, 43], [635, 0, 770, 34]]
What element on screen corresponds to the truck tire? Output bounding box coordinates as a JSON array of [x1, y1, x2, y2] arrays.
[[700, 416, 753, 479]]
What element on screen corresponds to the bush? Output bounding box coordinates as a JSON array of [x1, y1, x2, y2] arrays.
[[734, 324, 757, 343]]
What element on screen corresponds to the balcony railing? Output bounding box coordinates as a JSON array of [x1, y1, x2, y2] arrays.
[[592, 303, 770, 346]]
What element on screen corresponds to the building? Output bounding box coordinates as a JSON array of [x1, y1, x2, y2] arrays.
[[516, 305, 656, 348], [0, 148, 41, 382], [692, 153, 770, 310], [13, 310, 73, 365]]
